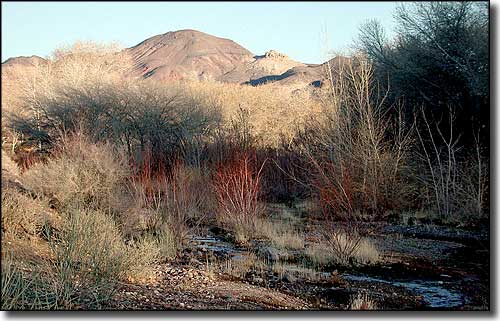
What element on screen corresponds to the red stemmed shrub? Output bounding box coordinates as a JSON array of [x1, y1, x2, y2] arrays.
[[212, 151, 267, 241]]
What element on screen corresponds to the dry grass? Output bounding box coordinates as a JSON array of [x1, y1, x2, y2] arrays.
[[206, 252, 265, 279], [305, 242, 336, 267], [254, 218, 305, 250], [271, 262, 322, 282], [349, 292, 378, 310], [306, 232, 380, 266]]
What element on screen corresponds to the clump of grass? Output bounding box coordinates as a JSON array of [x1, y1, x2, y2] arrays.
[[305, 242, 336, 267], [271, 262, 322, 282], [50, 208, 131, 306], [46, 207, 163, 307], [306, 232, 380, 267], [156, 225, 178, 260], [1, 255, 41, 310], [349, 292, 378, 310], [223, 253, 259, 278], [206, 252, 265, 279], [1, 252, 67, 310], [254, 218, 304, 250]]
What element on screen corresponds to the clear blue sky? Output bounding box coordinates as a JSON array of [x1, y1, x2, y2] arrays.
[[2, 1, 398, 64]]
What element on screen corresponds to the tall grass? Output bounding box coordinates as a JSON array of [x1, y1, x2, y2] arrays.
[[349, 292, 378, 310], [1, 254, 59, 310]]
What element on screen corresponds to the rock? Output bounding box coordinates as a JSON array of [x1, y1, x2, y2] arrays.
[[264, 50, 288, 59], [256, 245, 288, 262]]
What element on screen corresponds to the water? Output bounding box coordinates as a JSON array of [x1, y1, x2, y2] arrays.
[[343, 274, 463, 308], [191, 235, 239, 256], [190, 235, 464, 309]]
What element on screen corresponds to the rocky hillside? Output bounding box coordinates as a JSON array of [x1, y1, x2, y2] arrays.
[[125, 29, 254, 82], [121, 30, 344, 88], [2, 55, 47, 67], [219, 50, 306, 84], [2, 30, 344, 88]]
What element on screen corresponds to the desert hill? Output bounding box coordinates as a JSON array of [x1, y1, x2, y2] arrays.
[[2, 55, 47, 67], [125, 29, 254, 81], [2, 30, 343, 88]]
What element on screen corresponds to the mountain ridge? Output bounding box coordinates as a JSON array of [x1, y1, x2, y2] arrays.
[[3, 29, 338, 88]]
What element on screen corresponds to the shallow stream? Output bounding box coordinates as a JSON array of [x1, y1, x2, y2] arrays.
[[190, 234, 465, 309]]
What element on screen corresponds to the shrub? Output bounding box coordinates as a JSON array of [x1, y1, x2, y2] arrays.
[[21, 136, 130, 211], [296, 56, 415, 219], [416, 109, 489, 224], [4, 41, 132, 151], [12, 79, 216, 162], [212, 151, 267, 242], [1, 187, 50, 238], [5, 42, 220, 170], [180, 80, 322, 148], [124, 160, 215, 247]]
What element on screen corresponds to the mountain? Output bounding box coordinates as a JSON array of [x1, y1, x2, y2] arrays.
[[219, 50, 306, 83], [2, 55, 47, 67], [2, 30, 346, 89], [125, 29, 254, 81], [124, 30, 329, 87], [244, 56, 351, 88]]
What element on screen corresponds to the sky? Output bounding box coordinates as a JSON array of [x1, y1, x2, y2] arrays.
[[1, 2, 398, 64]]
